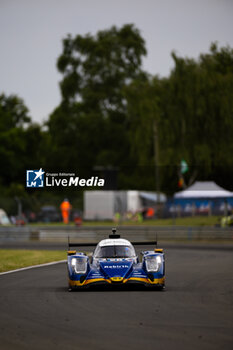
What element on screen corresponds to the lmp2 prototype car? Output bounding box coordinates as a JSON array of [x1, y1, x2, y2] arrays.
[[67, 228, 165, 290]]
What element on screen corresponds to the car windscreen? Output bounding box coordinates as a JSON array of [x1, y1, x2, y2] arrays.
[[95, 245, 135, 258]]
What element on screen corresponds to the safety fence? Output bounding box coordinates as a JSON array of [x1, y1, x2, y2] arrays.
[[0, 225, 232, 243]]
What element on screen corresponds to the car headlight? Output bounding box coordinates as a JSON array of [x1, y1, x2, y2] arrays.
[[145, 255, 162, 272], [71, 258, 87, 274]]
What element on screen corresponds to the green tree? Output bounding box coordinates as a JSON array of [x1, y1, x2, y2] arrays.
[[124, 43, 233, 193], [0, 94, 47, 187], [47, 36, 233, 193], [47, 24, 147, 173], [57, 24, 146, 109], [168, 44, 233, 184], [0, 94, 31, 185]]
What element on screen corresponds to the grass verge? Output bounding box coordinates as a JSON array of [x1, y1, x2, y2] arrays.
[[81, 215, 222, 226], [28, 216, 222, 227], [0, 250, 66, 273]]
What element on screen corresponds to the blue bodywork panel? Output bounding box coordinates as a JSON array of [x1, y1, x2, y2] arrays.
[[67, 249, 165, 289]]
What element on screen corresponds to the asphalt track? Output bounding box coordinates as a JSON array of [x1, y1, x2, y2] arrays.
[[0, 247, 233, 350]]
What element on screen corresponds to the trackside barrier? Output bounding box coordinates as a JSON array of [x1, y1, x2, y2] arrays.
[[0, 225, 233, 243], [0, 226, 31, 242]]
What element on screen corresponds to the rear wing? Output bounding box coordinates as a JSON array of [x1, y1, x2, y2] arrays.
[[67, 228, 158, 251], [68, 241, 157, 248]]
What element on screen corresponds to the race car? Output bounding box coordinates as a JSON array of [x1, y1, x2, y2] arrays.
[[67, 228, 165, 291]]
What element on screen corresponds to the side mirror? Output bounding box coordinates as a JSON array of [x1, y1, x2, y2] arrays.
[[154, 248, 163, 253], [67, 250, 76, 256]]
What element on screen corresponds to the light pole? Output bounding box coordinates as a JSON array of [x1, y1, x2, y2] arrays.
[[15, 196, 22, 220], [153, 120, 160, 209]]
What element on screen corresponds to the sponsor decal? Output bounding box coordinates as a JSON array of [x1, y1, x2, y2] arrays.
[[104, 265, 129, 269], [26, 170, 105, 188]]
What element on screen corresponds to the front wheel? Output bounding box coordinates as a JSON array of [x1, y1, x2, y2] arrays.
[[157, 285, 165, 291]]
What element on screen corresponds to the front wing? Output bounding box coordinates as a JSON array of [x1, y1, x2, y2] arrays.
[[68, 276, 165, 288], [68, 262, 165, 289]]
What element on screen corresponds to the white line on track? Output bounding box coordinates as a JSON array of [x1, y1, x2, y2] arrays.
[[0, 260, 66, 276]]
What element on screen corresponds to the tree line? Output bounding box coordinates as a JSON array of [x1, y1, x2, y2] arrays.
[[1, 24, 233, 212]]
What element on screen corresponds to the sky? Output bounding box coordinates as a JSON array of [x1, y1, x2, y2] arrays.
[[0, 0, 233, 123]]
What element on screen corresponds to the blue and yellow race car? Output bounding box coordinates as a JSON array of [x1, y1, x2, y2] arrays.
[[67, 229, 165, 290]]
